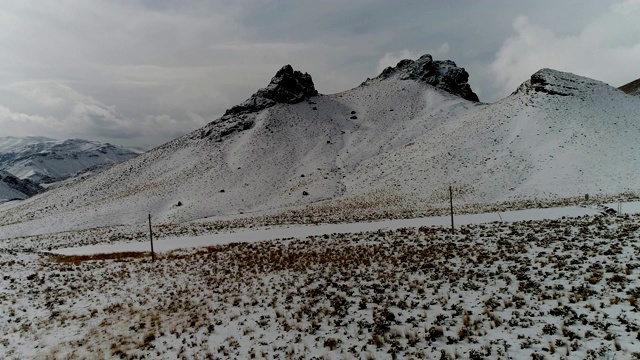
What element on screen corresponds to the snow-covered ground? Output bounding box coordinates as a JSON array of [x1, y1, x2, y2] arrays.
[[52, 204, 605, 256], [1, 210, 639, 359]]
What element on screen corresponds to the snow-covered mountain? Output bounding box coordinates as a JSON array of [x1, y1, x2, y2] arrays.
[[619, 77, 640, 96], [0, 137, 142, 184], [2, 54, 640, 237], [0, 170, 42, 202]]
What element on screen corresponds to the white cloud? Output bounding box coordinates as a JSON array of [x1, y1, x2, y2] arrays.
[[491, 1, 640, 97], [0, 82, 200, 148]]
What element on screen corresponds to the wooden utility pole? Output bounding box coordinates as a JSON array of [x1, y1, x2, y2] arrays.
[[449, 186, 454, 234], [148, 213, 155, 262]]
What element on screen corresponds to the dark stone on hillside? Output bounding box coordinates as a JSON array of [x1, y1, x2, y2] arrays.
[[223, 65, 318, 117], [528, 71, 571, 96], [366, 54, 479, 102]]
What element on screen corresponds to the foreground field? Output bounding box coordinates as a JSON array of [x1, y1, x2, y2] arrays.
[[1, 212, 640, 359]]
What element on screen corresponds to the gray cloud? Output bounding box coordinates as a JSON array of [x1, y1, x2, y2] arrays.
[[0, 0, 635, 148]]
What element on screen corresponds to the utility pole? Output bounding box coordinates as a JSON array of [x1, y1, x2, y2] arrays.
[[148, 213, 155, 262], [449, 186, 454, 234]]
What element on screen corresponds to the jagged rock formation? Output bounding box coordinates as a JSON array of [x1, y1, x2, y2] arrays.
[[366, 54, 479, 102], [223, 65, 318, 117], [198, 65, 318, 141], [619, 78, 640, 96]]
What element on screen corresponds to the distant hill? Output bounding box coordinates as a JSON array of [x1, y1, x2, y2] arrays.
[[0, 137, 142, 184], [619, 78, 640, 96]]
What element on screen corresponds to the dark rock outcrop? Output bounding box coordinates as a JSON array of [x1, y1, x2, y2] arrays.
[[0, 171, 43, 198], [367, 54, 479, 102], [619, 78, 640, 96], [514, 68, 594, 98], [223, 65, 318, 117]]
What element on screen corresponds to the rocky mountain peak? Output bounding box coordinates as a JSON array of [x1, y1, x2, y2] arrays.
[[223, 65, 318, 117], [368, 54, 479, 102], [514, 68, 608, 97]]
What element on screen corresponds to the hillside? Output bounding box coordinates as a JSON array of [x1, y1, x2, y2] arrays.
[[0, 137, 142, 184], [619, 77, 640, 96], [2, 55, 640, 238]]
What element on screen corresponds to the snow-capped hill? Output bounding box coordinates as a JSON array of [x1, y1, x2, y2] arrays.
[[0, 137, 142, 184], [0, 136, 56, 153], [2, 58, 640, 239], [0, 170, 43, 202], [0, 59, 479, 236], [364, 67, 640, 204], [619, 77, 640, 96], [514, 68, 611, 98], [366, 54, 479, 102], [223, 64, 318, 117]]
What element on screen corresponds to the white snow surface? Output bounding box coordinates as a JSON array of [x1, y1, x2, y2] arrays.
[[2, 68, 640, 239]]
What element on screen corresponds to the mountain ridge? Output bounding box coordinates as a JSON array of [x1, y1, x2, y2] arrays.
[[0, 137, 142, 184], [1, 55, 639, 238]]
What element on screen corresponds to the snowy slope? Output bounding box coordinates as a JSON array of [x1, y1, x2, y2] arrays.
[[348, 68, 640, 204], [2, 57, 640, 238], [0, 137, 142, 183]]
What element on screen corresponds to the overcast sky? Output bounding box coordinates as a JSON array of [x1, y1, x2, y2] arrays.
[[0, 0, 638, 148]]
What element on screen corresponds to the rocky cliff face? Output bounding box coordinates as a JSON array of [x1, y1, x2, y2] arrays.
[[197, 65, 318, 141], [223, 65, 318, 117], [367, 54, 479, 102]]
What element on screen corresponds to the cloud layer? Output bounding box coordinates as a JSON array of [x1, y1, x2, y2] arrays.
[[0, 1, 636, 148], [491, 1, 640, 97]]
